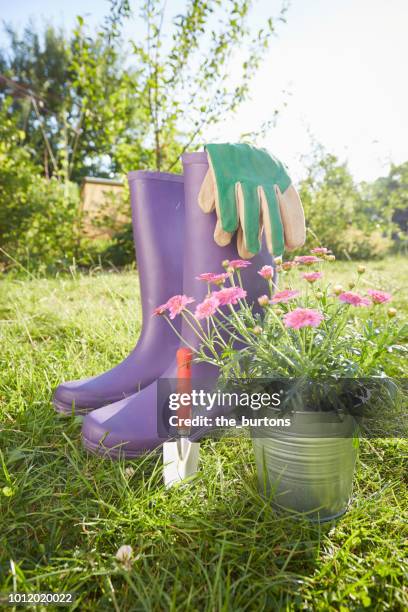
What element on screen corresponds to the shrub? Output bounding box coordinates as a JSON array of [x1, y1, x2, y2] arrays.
[[0, 103, 80, 272], [23, 179, 81, 270], [1, 175, 83, 273], [298, 150, 394, 260], [336, 228, 393, 260], [0, 102, 40, 270], [101, 223, 136, 267]]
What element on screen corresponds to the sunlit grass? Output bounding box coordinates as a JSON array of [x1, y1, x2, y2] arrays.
[[0, 258, 407, 610]]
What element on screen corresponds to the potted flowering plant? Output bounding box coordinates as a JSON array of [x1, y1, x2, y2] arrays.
[[155, 249, 406, 520]]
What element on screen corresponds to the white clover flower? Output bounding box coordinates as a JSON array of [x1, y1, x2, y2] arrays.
[[124, 467, 135, 479], [115, 545, 133, 569]]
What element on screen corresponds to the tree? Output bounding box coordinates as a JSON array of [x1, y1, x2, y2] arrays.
[[114, 0, 285, 171], [0, 1, 288, 270], [1, 1, 286, 179], [0, 21, 141, 181]]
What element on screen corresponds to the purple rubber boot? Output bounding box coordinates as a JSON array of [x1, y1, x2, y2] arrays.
[[82, 152, 277, 458], [53, 171, 184, 414]]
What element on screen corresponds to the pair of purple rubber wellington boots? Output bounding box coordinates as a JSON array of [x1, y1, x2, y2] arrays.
[[53, 152, 275, 458]]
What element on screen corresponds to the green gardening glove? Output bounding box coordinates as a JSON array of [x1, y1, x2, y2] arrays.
[[198, 143, 305, 258]]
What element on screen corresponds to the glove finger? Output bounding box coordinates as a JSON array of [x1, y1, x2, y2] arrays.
[[214, 219, 233, 247], [276, 184, 306, 251], [236, 181, 261, 255], [213, 174, 235, 243], [259, 187, 272, 254], [198, 169, 216, 213], [207, 154, 238, 233], [237, 226, 255, 259], [198, 158, 235, 246], [258, 185, 285, 257]]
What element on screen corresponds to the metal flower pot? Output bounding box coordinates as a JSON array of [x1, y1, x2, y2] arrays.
[[252, 410, 358, 522]]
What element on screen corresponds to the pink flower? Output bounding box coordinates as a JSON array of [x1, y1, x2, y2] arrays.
[[311, 247, 330, 255], [166, 295, 195, 319], [227, 259, 252, 269], [153, 303, 168, 316], [258, 265, 274, 280], [284, 308, 324, 329], [214, 286, 247, 306], [196, 272, 230, 285], [195, 296, 220, 319], [270, 289, 300, 304], [295, 255, 321, 266], [338, 292, 370, 307], [302, 272, 323, 283], [197, 272, 216, 282], [367, 289, 392, 304]]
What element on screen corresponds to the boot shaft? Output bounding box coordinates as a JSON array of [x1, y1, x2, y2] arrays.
[[128, 171, 184, 322]]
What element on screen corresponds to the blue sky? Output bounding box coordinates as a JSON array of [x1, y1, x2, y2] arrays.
[[1, 0, 407, 182]]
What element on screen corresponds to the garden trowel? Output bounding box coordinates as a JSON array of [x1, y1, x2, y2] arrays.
[[163, 348, 200, 488]]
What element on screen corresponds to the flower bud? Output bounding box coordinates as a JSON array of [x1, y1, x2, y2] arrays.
[[282, 261, 297, 271], [387, 308, 397, 318], [252, 325, 262, 335], [348, 281, 355, 289], [222, 260, 230, 269], [226, 266, 234, 274], [333, 284, 343, 295], [325, 254, 336, 262], [274, 308, 284, 316], [116, 545, 134, 569], [274, 255, 283, 266], [258, 295, 269, 307], [315, 291, 324, 299], [357, 265, 366, 274]]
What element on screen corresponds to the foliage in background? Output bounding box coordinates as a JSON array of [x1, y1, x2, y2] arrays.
[[96, 0, 285, 173], [0, 2, 407, 271], [0, 100, 79, 272], [298, 145, 397, 260], [0, 21, 141, 182], [0, 99, 123, 272], [0, 0, 283, 179], [0, 0, 288, 271], [0, 100, 40, 269], [366, 160, 408, 251]]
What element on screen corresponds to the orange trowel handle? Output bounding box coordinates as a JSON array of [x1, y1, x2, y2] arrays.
[[176, 348, 193, 435]]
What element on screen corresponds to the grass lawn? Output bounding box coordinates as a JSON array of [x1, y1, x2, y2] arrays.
[[0, 257, 407, 610]]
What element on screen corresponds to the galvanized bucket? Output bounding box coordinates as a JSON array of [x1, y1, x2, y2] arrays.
[[252, 410, 358, 522]]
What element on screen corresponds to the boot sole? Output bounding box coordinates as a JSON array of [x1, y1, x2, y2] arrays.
[[82, 434, 158, 459]]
